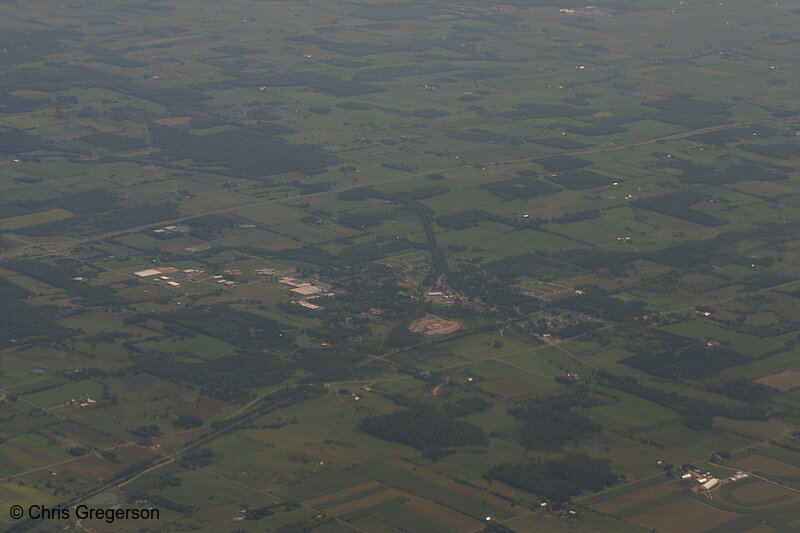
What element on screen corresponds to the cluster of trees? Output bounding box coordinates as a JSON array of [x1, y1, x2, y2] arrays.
[[0, 297, 77, 348], [14, 202, 179, 237], [447, 265, 540, 316], [0, 92, 55, 114], [335, 185, 447, 274], [360, 408, 488, 450], [184, 214, 237, 240], [740, 143, 798, 160], [2, 259, 117, 304], [174, 414, 203, 429], [436, 209, 543, 230], [643, 95, 732, 129], [598, 373, 767, 430], [134, 352, 294, 403], [555, 289, 646, 322], [151, 305, 294, 350], [0, 128, 43, 154], [666, 159, 787, 186], [441, 397, 492, 418], [691, 124, 778, 146], [9, 188, 119, 217], [622, 344, 748, 381], [296, 348, 375, 383], [483, 522, 517, 533], [149, 123, 337, 177], [708, 378, 775, 403], [487, 454, 617, 502], [510, 388, 601, 451], [318, 262, 415, 316], [480, 177, 561, 201], [545, 170, 616, 190], [78, 132, 146, 150], [634, 190, 726, 227]]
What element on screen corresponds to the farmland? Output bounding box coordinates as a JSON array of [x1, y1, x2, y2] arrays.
[[1, 0, 800, 532]]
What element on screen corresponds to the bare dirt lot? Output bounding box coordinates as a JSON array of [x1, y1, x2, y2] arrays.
[[755, 370, 800, 392], [409, 315, 462, 335]]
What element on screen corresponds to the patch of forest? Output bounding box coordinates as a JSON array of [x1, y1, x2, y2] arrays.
[[487, 454, 617, 502]]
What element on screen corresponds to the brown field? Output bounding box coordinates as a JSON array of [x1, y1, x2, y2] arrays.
[[387, 457, 523, 515], [755, 370, 800, 392], [479, 378, 534, 397], [400, 496, 483, 532], [324, 488, 405, 517], [151, 117, 191, 125], [0, 452, 29, 471], [4, 441, 53, 463], [630, 498, 742, 533], [591, 481, 685, 514], [303, 481, 383, 508], [67, 455, 117, 479], [729, 480, 794, 504], [409, 315, 462, 335], [732, 456, 800, 477], [745, 526, 776, 533], [113, 444, 154, 464], [189, 396, 229, 413], [350, 515, 405, 533], [692, 67, 737, 78], [714, 418, 786, 439]]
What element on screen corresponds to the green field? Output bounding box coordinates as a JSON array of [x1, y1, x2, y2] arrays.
[[0, 208, 74, 230], [591, 386, 681, 428], [1, 0, 799, 531]]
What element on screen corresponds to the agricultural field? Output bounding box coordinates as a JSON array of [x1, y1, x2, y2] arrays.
[[1, 0, 799, 532]]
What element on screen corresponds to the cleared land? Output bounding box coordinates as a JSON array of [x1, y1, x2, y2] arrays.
[[755, 370, 800, 392], [409, 316, 463, 335]]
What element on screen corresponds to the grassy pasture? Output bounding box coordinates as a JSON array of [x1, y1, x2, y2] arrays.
[[628, 498, 744, 533], [0, 208, 74, 230], [591, 386, 680, 428], [659, 322, 778, 358], [353, 460, 515, 521]]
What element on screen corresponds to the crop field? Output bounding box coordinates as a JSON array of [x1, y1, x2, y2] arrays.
[[590, 386, 680, 428], [731, 456, 800, 479], [755, 371, 800, 392], [628, 498, 743, 533], [0, 0, 799, 531]]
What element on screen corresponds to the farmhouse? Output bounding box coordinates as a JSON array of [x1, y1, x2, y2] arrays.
[[680, 467, 720, 491], [292, 285, 322, 296]]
